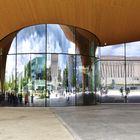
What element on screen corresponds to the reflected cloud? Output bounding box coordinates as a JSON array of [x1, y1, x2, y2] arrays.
[[100, 44, 124, 56], [5, 55, 15, 80], [126, 41, 140, 57], [96, 41, 140, 57]]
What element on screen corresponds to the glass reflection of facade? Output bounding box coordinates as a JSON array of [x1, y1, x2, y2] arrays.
[[1, 24, 99, 107], [96, 42, 140, 103]]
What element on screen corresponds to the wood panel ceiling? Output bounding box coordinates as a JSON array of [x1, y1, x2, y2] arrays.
[[0, 0, 140, 46]]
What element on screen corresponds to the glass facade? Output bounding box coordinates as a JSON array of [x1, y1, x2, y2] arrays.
[[0, 24, 99, 107], [96, 42, 140, 103], [2, 24, 140, 106]]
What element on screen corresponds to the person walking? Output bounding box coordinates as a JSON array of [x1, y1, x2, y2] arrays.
[[25, 94, 29, 105], [120, 87, 123, 96]]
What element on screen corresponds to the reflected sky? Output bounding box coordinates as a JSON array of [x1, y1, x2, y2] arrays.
[[7, 24, 75, 80], [9, 38, 16, 54], [96, 41, 140, 57], [17, 24, 45, 53], [6, 24, 140, 81], [126, 42, 140, 57], [97, 44, 124, 56], [5, 55, 15, 80]]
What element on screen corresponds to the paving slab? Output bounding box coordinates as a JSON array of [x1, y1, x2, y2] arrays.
[[0, 107, 74, 140], [51, 104, 140, 140]]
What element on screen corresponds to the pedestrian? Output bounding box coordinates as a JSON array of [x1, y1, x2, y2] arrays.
[[120, 87, 123, 96], [25, 94, 28, 105], [67, 96, 70, 102], [31, 94, 33, 104], [19, 93, 22, 104]]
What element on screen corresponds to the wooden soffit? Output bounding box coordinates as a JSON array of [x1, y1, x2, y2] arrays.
[[0, 0, 140, 46]]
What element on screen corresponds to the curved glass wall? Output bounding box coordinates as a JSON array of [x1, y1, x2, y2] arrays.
[[2, 24, 99, 107], [2, 24, 140, 105]]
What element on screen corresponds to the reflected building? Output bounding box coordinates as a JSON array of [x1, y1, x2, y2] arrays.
[[67, 55, 75, 91], [51, 54, 58, 90], [29, 56, 45, 90], [1, 24, 99, 106], [100, 56, 140, 87], [31, 56, 45, 81]]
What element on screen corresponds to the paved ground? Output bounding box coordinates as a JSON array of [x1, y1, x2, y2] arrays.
[[51, 104, 140, 140], [1, 105, 140, 140], [0, 107, 74, 140]]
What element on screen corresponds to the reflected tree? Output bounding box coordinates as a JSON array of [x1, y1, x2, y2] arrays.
[[63, 66, 68, 89]]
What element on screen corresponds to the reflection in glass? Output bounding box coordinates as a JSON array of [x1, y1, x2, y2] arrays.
[[8, 38, 16, 54], [100, 61, 125, 103], [5, 55, 16, 92], [47, 24, 75, 54], [0, 56, 1, 91], [31, 54, 46, 106], [126, 41, 140, 59], [95, 46, 101, 58], [3, 24, 99, 106], [76, 55, 95, 105], [99, 44, 124, 60], [17, 54, 30, 105], [17, 25, 45, 53], [47, 54, 75, 106], [75, 28, 96, 56], [126, 61, 140, 103]]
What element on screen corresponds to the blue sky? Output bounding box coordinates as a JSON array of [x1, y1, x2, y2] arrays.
[[96, 42, 140, 57]]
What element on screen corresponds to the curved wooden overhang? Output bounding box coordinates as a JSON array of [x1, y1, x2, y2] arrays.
[[0, 0, 140, 46]]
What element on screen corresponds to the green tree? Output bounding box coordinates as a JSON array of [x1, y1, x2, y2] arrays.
[[22, 65, 28, 89], [57, 69, 61, 82], [43, 65, 46, 80], [63, 66, 68, 88], [47, 67, 52, 81], [19, 75, 23, 92], [4, 81, 9, 91], [71, 73, 76, 87], [27, 61, 31, 81], [10, 73, 15, 90]]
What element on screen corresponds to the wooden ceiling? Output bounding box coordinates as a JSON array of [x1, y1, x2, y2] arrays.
[[0, 0, 140, 46]]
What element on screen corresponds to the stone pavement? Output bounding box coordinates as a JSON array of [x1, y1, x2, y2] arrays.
[[51, 104, 140, 140], [1, 104, 140, 140], [0, 107, 74, 140]]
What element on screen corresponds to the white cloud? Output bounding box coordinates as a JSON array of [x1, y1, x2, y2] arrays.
[[126, 41, 140, 56], [100, 44, 124, 56], [5, 55, 15, 80], [68, 42, 75, 54]]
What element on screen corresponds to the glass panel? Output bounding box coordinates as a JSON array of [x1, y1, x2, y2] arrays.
[[47, 54, 75, 106], [4, 24, 99, 106], [126, 61, 140, 103], [94, 58, 100, 103], [75, 28, 96, 56], [31, 54, 46, 107], [95, 47, 101, 59], [0, 48, 2, 55], [17, 24, 45, 53], [0, 55, 1, 92], [76, 55, 83, 105], [126, 41, 140, 60], [8, 37, 16, 54], [17, 54, 30, 106], [5, 55, 16, 105], [100, 61, 125, 103], [47, 24, 75, 54], [100, 44, 124, 60], [76, 55, 95, 105], [67, 54, 76, 105]]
